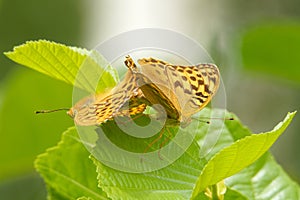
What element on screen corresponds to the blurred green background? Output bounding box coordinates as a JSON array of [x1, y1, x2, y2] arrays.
[[0, 0, 299, 199]]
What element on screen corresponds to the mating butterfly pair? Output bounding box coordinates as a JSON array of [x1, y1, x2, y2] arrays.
[[67, 56, 220, 126]]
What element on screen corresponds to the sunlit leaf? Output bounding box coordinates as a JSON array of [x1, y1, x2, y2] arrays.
[[226, 153, 300, 200], [90, 110, 297, 200], [191, 112, 296, 198], [4, 40, 118, 92]]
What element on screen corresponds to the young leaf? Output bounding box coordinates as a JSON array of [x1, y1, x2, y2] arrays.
[[191, 111, 296, 198], [34, 127, 108, 200], [4, 40, 118, 93], [226, 153, 300, 199]]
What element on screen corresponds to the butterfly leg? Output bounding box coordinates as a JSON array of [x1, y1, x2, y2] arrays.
[[140, 127, 165, 162], [157, 127, 174, 160], [116, 114, 145, 127], [157, 129, 171, 160], [143, 127, 164, 154]]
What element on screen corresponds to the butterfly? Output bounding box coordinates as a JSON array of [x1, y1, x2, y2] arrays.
[[124, 56, 220, 125], [37, 56, 220, 128], [66, 61, 147, 126]]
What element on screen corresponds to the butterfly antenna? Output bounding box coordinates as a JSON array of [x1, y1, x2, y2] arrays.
[[191, 116, 234, 124], [35, 108, 70, 114], [199, 117, 234, 120]]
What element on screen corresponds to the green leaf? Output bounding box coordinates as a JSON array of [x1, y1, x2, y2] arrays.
[[191, 111, 296, 198], [89, 109, 297, 200], [226, 153, 300, 199], [92, 140, 202, 200], [0, 40, 121, 181], [223, 188, 248, 200], [4, 40, 118, 92], [242, 22, 300, 83], [46, 186, 70, 200], [34, 127, 108, 200], [15, 40, 296, 199], [77, 197, 95, 200]]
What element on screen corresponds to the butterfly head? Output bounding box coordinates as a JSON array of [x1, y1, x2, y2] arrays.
[[67, 108, 76, 118]]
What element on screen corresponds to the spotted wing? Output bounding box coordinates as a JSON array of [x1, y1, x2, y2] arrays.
[[168, 64, 220, 118], [71, 62, 146, 126], [137, 58, 220, 122], [124, 56, 179, 120]]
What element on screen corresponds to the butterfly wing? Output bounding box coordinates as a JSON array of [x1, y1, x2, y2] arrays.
[[137, 58, 220, 122], [136, 58, 181, 120], [169, 64, 220, 119], [70, 63, 146, 126], [123, 57, 179, 120]]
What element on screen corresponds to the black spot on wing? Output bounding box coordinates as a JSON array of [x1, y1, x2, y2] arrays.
[[174, 80, 183, 88], [210, 76, 216, 84], [196, 92, 209, 98], [157, 64, 165, 69], [190, 99, 199, 107], [155, 69, 162, 75], [191, 84, 198, 91], [193, 97, 204, 104], [184, 89, 192, 95], [181, 76, 187, 81], [190, 76, 196, 81], [186, 69, 193, 74], [198, 79, 204, 85], [204, 84, 211, 93]]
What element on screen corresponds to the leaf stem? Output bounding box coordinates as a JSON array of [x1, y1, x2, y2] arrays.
[[211, 184, 219, 200]]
